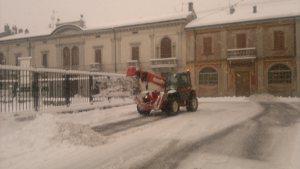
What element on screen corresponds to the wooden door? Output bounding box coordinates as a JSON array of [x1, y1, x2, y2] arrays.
[[235, 71, 250, 96]]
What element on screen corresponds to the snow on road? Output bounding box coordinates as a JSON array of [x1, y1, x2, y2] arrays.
[[0, 96, 299, 169]]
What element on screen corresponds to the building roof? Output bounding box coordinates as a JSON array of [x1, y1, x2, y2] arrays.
[[0, 12, 191, 42], [186, 0, 300, 29]]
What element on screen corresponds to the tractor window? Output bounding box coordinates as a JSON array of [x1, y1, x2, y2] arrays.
[[177, 74, 189, 88], [166, 75, 177, 90]]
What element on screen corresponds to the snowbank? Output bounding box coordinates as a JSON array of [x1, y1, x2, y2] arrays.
[[0, 99, 134, 164], [0, 113, 57, 160], [199, 94, 300, 103]]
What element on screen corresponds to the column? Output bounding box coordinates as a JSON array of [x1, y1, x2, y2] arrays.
[[296, 16, 300, 96], [256, 25, 265, 93]]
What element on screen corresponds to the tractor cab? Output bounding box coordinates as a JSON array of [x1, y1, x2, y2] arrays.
[[165, 72, 192, 91]]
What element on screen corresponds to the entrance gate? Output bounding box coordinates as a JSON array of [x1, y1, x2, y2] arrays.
[[235, 71, 250, 96]]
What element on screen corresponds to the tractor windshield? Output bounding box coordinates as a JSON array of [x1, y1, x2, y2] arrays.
[[165, 74, 178, 90]]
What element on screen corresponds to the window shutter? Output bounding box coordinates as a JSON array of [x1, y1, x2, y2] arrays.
[[42, 54, 48, 67], [161, 37, 172, 58], [203, 37, 212, 55], [274, 31, 285, 50], [95, 49, 102, 64], [132, 46, 139, 60], [237, 34, 246, 48]]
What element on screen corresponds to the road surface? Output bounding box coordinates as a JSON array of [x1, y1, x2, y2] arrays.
[[0, 100, 299, 169]]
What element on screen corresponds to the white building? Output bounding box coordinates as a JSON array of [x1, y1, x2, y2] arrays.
[[0, 4, 196, 74]]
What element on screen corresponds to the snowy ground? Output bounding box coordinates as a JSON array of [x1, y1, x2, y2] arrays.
[[0, 95, 299, 169]]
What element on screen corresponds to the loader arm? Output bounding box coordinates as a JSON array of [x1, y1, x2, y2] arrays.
[[127, 66, 166, 89]]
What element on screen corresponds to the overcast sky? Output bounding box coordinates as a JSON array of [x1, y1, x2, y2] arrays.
[[0, 0, 238, 33]]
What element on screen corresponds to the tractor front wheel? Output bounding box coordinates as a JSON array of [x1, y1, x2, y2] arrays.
[[137, 105, 151, 116], [166, 100, 179, 116]]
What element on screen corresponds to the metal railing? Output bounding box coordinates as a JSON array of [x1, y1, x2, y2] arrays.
[[0, 65, 132, 113], [227, 47, 257, 60]]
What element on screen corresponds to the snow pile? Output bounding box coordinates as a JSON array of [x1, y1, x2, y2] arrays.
[[55, 122, 105, 147]]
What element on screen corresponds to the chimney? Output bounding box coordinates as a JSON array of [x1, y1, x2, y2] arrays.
[[230, 6, 235, 14], [188, 2, 194, 12], [253, 5, 257, 13]]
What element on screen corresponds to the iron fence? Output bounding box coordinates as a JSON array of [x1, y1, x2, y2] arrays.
[[0, 65, 132, 113]]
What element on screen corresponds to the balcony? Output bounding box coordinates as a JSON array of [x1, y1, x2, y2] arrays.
[[227, 47, 257, 61], [127, 60, 139, 68], [150, 57, 177, 69]]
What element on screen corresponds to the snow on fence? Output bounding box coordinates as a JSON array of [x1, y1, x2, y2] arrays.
[[0, 65, 134, 113]]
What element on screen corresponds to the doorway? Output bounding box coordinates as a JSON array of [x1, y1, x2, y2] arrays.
[[235, 71, 250, 96]]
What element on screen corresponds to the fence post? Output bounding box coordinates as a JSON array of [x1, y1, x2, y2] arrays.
[[64, 74, 71, 106], [89, 75, 93, 103], [32, 72, 39, 111]]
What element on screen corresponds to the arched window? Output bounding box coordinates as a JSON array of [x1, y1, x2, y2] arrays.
[[161, 37, 171, 58], [0, 52, 4, 65], [71, 46, 79, 66], [199, 67, 218, 85], [268, 64, 291, 84], [63, 47, 70, 67], [95, 49, 102, 64]]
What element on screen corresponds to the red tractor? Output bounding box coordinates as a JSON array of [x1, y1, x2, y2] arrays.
[[127, 67, 198, 116]]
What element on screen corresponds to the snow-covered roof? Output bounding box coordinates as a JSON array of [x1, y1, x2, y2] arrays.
[[186, 0, 300, 29], [0, 12, 191, 42]]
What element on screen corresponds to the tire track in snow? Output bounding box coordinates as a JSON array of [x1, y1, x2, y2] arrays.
[[133, 102, 300, 169], [92, 115, 165, 136]]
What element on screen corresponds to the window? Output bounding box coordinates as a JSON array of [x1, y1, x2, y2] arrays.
[[132, 46, 139, 60], [0, 52, 4, 65], [63, 47, 70, 67], [95, 49, 102, 64], [199, 67, 218, 85], [161, 37, 172, 58], [42, 53, 48, 67], [268, 64, 291, 84], [71, 46, 79, 66], [236, 33, 246, 48], [274, 31, 285, 50], [203, 37, 212, 55]]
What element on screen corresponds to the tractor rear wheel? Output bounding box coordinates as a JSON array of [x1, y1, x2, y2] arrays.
[[166, 100, 179, 116], [187, 97, 198, 112], [137, 105, 150, 116]]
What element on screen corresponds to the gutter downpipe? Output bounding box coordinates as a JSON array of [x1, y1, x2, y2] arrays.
[[193, 30, 197, 88], [113, 28, 117, 73]]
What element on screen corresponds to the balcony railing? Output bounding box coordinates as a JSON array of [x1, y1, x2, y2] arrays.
[[88, 63, 102, 72], [150, 57, 177, 68], [227, 47, 257, 60], [127, 60, 139, 68]]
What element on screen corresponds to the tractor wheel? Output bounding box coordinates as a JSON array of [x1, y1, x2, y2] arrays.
[[187, 97, 198, 112], [166, 100, 179, 116], [137, 105, 150, 116]]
